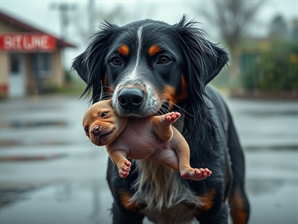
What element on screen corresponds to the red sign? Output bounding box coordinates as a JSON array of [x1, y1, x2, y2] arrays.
[[0, 34, 56, 52]]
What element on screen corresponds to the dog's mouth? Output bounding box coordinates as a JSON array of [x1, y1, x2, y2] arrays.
[[155, 101, 171, 115], [100, 131, 113, 138]]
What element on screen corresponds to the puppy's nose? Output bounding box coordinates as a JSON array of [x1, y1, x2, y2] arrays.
[[118, 88, 144, 110], [92, 126, 101, 136]]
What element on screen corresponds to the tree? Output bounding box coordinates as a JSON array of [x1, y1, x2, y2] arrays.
[[71, 5, 134, 45], [198, 0, 265, 86], [269, 14, 288, 40], [242, 42, 298, 91]]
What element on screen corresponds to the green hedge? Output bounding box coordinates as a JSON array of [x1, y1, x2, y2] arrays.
[[242, 42, 298, 90]]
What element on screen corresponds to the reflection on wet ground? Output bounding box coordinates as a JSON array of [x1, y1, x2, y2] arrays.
[[0, 96, 297, 224], [0, 181, 112, 224], [240, 109, 298, 117], [247, 179, 297, 224], [0, 139, 70, 147], [0, 174, 297, 224], [0, 120, 68, 129]]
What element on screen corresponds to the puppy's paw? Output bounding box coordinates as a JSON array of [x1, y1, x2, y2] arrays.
[[118, 160, 131, 178], [162, 112, 181, 126], [181, 168, 212, 181]]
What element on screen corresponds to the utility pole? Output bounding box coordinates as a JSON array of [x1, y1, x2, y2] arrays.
[[49, 2, 76, 73], [88, 0, 95, 35], [50, 2, 76, 40]]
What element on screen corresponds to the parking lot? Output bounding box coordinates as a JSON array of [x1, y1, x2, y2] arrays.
[[0, 95, 297, 224]]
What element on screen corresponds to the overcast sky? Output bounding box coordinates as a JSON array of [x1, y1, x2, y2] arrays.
[[1, 0, 297, 69]]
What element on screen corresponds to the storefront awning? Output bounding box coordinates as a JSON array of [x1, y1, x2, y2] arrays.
[[0, 11, 76, 49]]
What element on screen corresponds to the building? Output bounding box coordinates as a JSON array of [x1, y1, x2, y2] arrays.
[[0, 11, 75, 98]]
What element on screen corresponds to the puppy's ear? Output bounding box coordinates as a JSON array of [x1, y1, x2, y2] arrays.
[[175, 16, 229, 86], [72, 21, 118, 102]]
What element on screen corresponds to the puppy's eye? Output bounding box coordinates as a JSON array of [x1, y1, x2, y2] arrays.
[[100, 112, 108, 118], [110, 57, 122, 66], [157, 56, 171, 65], [84, 127, 89, 133]]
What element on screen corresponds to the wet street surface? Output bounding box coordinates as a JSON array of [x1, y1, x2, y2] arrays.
[[0, 95, 297, 224]]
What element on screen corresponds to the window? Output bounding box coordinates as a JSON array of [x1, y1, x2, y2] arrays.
[[32, 53, 52, 77]]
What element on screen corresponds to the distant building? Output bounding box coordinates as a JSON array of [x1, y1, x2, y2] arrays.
[[0, 11, 75, 98]]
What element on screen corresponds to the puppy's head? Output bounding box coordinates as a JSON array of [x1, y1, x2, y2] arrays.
[[73, 16, 229, 137], [83, 100, 127, 146]]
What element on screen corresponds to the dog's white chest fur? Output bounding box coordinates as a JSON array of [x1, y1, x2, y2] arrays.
[[130, 160, 205, 224]]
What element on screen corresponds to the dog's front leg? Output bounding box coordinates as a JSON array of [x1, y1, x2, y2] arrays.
[[111, 201, 145, 224], [197, 202, 229, 224]]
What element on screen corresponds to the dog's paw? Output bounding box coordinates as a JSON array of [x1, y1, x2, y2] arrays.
[[118, 160, 131, 178], [181, 168, 212, 181]]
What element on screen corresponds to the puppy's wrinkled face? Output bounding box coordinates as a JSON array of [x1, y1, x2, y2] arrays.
[[105, 23, 187, 117], [83, 100, 123, 146]]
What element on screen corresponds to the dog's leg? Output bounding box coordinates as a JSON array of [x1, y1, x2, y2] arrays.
[[111, 202, 144, 224], [227, 112, 250, 224], [197, 202, 229, 224], [107, 160, 145, 224]]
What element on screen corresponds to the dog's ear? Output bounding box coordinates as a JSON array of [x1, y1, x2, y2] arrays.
[[173, 16, 229, 139], [72, 21, 118, 102], [72, 52, 89, 83], [175, 16, 229, 86]]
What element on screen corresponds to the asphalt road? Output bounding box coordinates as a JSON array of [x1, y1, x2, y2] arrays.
[[0, 94, 297, 224]]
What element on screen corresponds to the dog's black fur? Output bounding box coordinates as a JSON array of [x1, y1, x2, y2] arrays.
[[73, 16, 250, 224]]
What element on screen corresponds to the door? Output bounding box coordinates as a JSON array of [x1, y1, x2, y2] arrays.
[[8, 53, 26, 97]]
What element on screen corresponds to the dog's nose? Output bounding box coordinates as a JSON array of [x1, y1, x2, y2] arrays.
[[118, 88, 144, 110], [92, 126, 101, 136]]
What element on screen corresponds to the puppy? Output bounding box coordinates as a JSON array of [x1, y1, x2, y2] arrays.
[[83, 100, 212, 180]]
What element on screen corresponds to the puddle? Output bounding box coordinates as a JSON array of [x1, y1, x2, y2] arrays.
[[247, 179, 298, 224], [0, 182, 113, 224], [247, 179, 297, 196], [0, 187, 37, 208]]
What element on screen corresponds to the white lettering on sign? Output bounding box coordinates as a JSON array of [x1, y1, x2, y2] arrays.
[[4, 35, 22, 49], [0, 34, 55, 51], [23, 35, 49, 50]]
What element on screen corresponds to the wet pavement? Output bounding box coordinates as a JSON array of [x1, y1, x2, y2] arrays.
[[0, 94, 297, 224]]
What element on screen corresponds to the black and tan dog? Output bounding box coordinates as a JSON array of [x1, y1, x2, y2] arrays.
[[83, 99, 212, 180], [73, 16, 250, 224]]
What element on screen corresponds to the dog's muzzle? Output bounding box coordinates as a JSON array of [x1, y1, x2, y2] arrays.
[[112, 81, 161, 117], [118, 88, 144, 110]]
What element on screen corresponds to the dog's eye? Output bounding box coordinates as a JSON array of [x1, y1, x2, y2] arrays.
[[100, 112, 108, 118], [157, 56, 171, 65], [84, 126, 89, 133], [110, 57, 122, 66]]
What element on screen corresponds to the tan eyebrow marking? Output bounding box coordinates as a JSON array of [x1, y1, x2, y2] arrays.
[[149, 45, 161, 56], [118, 45, 129, 56]]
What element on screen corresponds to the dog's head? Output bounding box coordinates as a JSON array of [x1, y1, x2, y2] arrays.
[[83, 100, 127, 146], [73, 16, 229, 137]]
